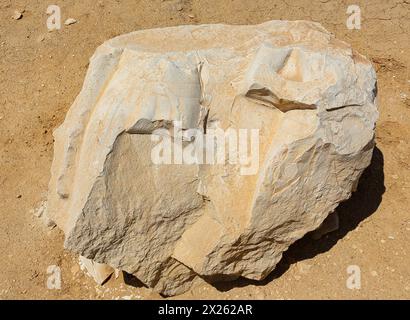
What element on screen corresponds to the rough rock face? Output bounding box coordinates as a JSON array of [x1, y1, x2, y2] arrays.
[[46, 20, 378, 296]]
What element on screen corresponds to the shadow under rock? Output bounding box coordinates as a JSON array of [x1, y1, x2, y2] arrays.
[[213, 146, 385, 292], [123, 271, 146, 288]]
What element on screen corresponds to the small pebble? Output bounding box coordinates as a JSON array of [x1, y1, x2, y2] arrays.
[[36, 34, 45, 42], [12, 10, 23, 20], [65, 18, 77, 26], [371, 270, 378, 277]]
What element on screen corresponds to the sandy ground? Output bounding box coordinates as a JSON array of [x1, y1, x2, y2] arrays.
[[0, 0, 409, 300]]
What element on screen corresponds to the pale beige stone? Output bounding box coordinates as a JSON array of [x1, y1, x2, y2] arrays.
[[12, 10, 23, 20], [47, 20, 378, 295], [64, 18, 77, 26], [79, 256, 114, 285]]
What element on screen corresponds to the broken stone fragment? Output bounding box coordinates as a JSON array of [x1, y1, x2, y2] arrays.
[[32, 201, 56, 229], [64, 18, 77, 26], [12, 10, 23, 20], [47, 20, 378, 296], [79, 256, 114, 285]]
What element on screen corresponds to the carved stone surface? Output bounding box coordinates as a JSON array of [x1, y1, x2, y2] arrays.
[[46, 20, 378, 296]]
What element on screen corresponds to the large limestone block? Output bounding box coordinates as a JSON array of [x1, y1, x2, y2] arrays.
[[46, 20, 378, 296]]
